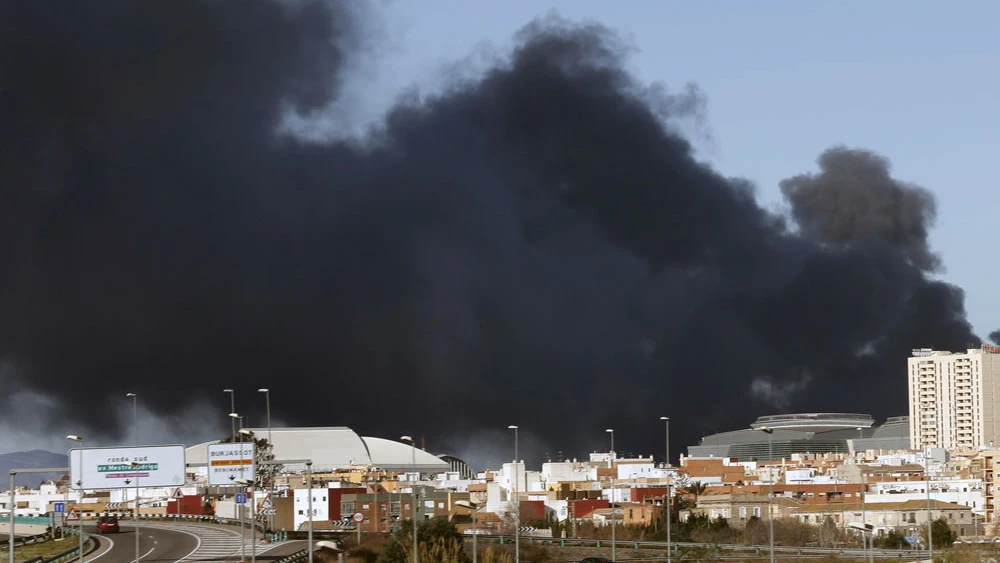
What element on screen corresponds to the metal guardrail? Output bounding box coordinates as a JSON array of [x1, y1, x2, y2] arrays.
[[43, 535, 94, 563], [473, 534, 928, 560], [0, 532, 51, 548], [274, 550, 308, 563], [0, 517, 51, 526]]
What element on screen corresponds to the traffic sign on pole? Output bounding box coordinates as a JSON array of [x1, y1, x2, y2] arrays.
[[65, 508, 80, 522], [261, 494, 272, 509], [54, 502, 65, 513], [236, 493, 247, 505], [172, 488, 184, 499]]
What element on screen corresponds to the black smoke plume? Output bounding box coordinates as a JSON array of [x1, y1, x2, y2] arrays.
[[1, 1, 978, 464], [781, 147, 942, 272]]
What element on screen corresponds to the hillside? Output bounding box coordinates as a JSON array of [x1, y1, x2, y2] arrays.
[[0, 450, 69, 488]]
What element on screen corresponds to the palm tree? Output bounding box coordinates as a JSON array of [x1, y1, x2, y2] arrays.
[[685, 481, 708, 506]]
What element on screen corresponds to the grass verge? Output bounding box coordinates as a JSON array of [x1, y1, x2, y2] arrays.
[[0, 537, 90, 563]]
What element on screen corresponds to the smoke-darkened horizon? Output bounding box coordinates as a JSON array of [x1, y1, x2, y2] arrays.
[[1, 0, 983, 465]]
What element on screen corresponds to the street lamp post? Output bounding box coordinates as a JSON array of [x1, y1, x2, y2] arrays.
[[258, 389, 272, 533], [660, 417, 671, 563], [235, 474, 257, 563], [238, 428, 257, 563], [925, 449, 933, 560], [856, 427, 867, 562], [224, 389, 236, 443], [125, 393, 140, 563], [660, 417, 670, 467], [606, 428, 615, 563], [508, 425, 519, 563], [306, 461, 313, 563], [759, 427, 774, 563], [455, 500, 480, 563], [66, 436, 84, 563], [401, 436, 418, 563]]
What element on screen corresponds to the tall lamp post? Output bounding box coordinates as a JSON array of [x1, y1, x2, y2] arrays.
[[925, 449, 933, 560], [239, 428, 257, 563], [759, 427, 774, 563], [606, 428, 615, 563], [125, 393, 140, 563], [66, 436, 84, 563], [508, 425, 519, 563], [258, 389, 272, 533], [224, 389, 236, 442], [400, 436, 418, 563], [455, 500, 481, 563], [660, 417, 671, 563], [856, 427, 870, 563]]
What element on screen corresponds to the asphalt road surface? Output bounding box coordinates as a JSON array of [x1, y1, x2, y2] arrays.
[[80, 522, 198, 563], [76, 522, 305, 563]]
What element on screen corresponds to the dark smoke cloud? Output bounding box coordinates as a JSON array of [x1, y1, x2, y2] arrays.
[[780, 147, 942, 272], [990, 331, 1000, 346], [1, 2, 978, 465]]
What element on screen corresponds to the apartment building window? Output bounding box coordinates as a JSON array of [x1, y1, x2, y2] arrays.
[[739, 506, 747, 519], [753, 506, 761, 518], [390, 501, 400, 514], [362, 504, 370, 510], [341, 502, 355, 514]]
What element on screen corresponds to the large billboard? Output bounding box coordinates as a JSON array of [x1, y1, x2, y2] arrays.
[[207, 442, 256, 486], [69, 445, 186, 489]]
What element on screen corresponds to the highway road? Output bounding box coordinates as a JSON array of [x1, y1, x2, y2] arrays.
[[76, 522, 305, 563]]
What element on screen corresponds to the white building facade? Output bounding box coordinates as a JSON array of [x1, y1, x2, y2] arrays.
[[907, 347, 1000, 450]]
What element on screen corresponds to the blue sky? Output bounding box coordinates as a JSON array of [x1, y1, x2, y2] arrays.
[[339, 0, 1000, 337]]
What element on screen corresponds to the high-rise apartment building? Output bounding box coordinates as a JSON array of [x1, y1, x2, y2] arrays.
[[907, 346, 1000, 450]]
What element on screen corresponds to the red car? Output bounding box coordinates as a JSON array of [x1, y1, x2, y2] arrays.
[[96, 515, 119, 534]]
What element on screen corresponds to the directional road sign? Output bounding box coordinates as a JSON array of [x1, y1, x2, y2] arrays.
[[235, 493, 248, 505], [207, 443, 255, 486], [259, 509, 277, 516], [54, 502, 65, 513]]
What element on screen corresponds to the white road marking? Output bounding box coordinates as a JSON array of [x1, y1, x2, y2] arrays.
[[83, 534, 115, 563], [132, 544, 156, 563]]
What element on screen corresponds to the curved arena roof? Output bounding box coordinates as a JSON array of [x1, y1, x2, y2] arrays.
[[186, 427, 449, 472], [750, 413, 875, 432]]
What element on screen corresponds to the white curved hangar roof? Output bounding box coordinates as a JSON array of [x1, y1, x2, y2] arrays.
[[185, 427, 449, 472]]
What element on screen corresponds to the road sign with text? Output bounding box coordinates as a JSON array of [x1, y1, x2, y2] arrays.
[[207, 443, 255, 486], [70, 445, 186, 489]]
